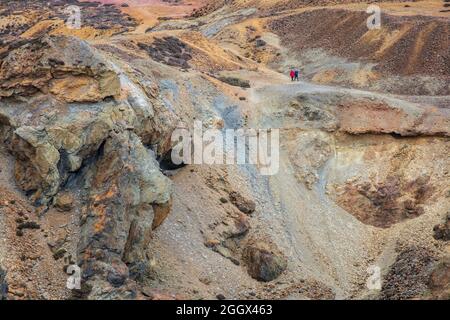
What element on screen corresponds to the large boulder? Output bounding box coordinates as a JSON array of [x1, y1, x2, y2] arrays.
[[243, 241, 287, 282], [0, 35, 176, 205]]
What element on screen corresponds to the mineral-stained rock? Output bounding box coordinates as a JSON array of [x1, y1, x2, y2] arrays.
[[0, 34, 177, 205], [243, 241, 287, 282], [77, 130, 172, 298], [336, 99, 450, 137], [0, 33, 176, 298], [152, 200, 173, 230], [335, 175, 434, 228], [0, 35, 120, 102], [229, 191, 256, 215]]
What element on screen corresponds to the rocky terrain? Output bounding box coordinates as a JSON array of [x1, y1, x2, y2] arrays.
[[0, 0, 448, 300]]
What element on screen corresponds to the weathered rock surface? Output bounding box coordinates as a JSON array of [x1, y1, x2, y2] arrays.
[[77, 130, 172, 297], [138, 37, 192, 69], [0, 35, 176, 205], [53, 192, 74, 212], [243, 241, 287, 282], [335, 175, 434, 228], [0, 34, 175, 299], [0, 36, 120, 102]]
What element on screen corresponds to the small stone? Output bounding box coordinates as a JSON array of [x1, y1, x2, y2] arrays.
[[53, 248, 67, 260], [220, 197, 228, 204], [54, 192, 74, 212], [199, 276, 211, 285], [216, 293, 226, 300]]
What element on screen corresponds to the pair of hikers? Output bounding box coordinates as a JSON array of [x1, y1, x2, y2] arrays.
[[290, 68, 300, 81]]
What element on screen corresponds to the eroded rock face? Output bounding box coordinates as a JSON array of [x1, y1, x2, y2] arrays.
[[0, 35, 176, 205], [335, 175, 434, 228], [0, 35, 120, 102], [336, 99, 450, 137], [0, 34, 175, 299], [78, 130, 172, 298]]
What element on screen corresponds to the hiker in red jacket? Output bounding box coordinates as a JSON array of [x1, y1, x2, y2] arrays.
[[290, 69, 295, 81]]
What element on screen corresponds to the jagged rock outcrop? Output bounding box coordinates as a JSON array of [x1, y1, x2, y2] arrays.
[[243, 241, 287, 282], [77, 130, 172, 298], [0, 34, 176, 299]]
